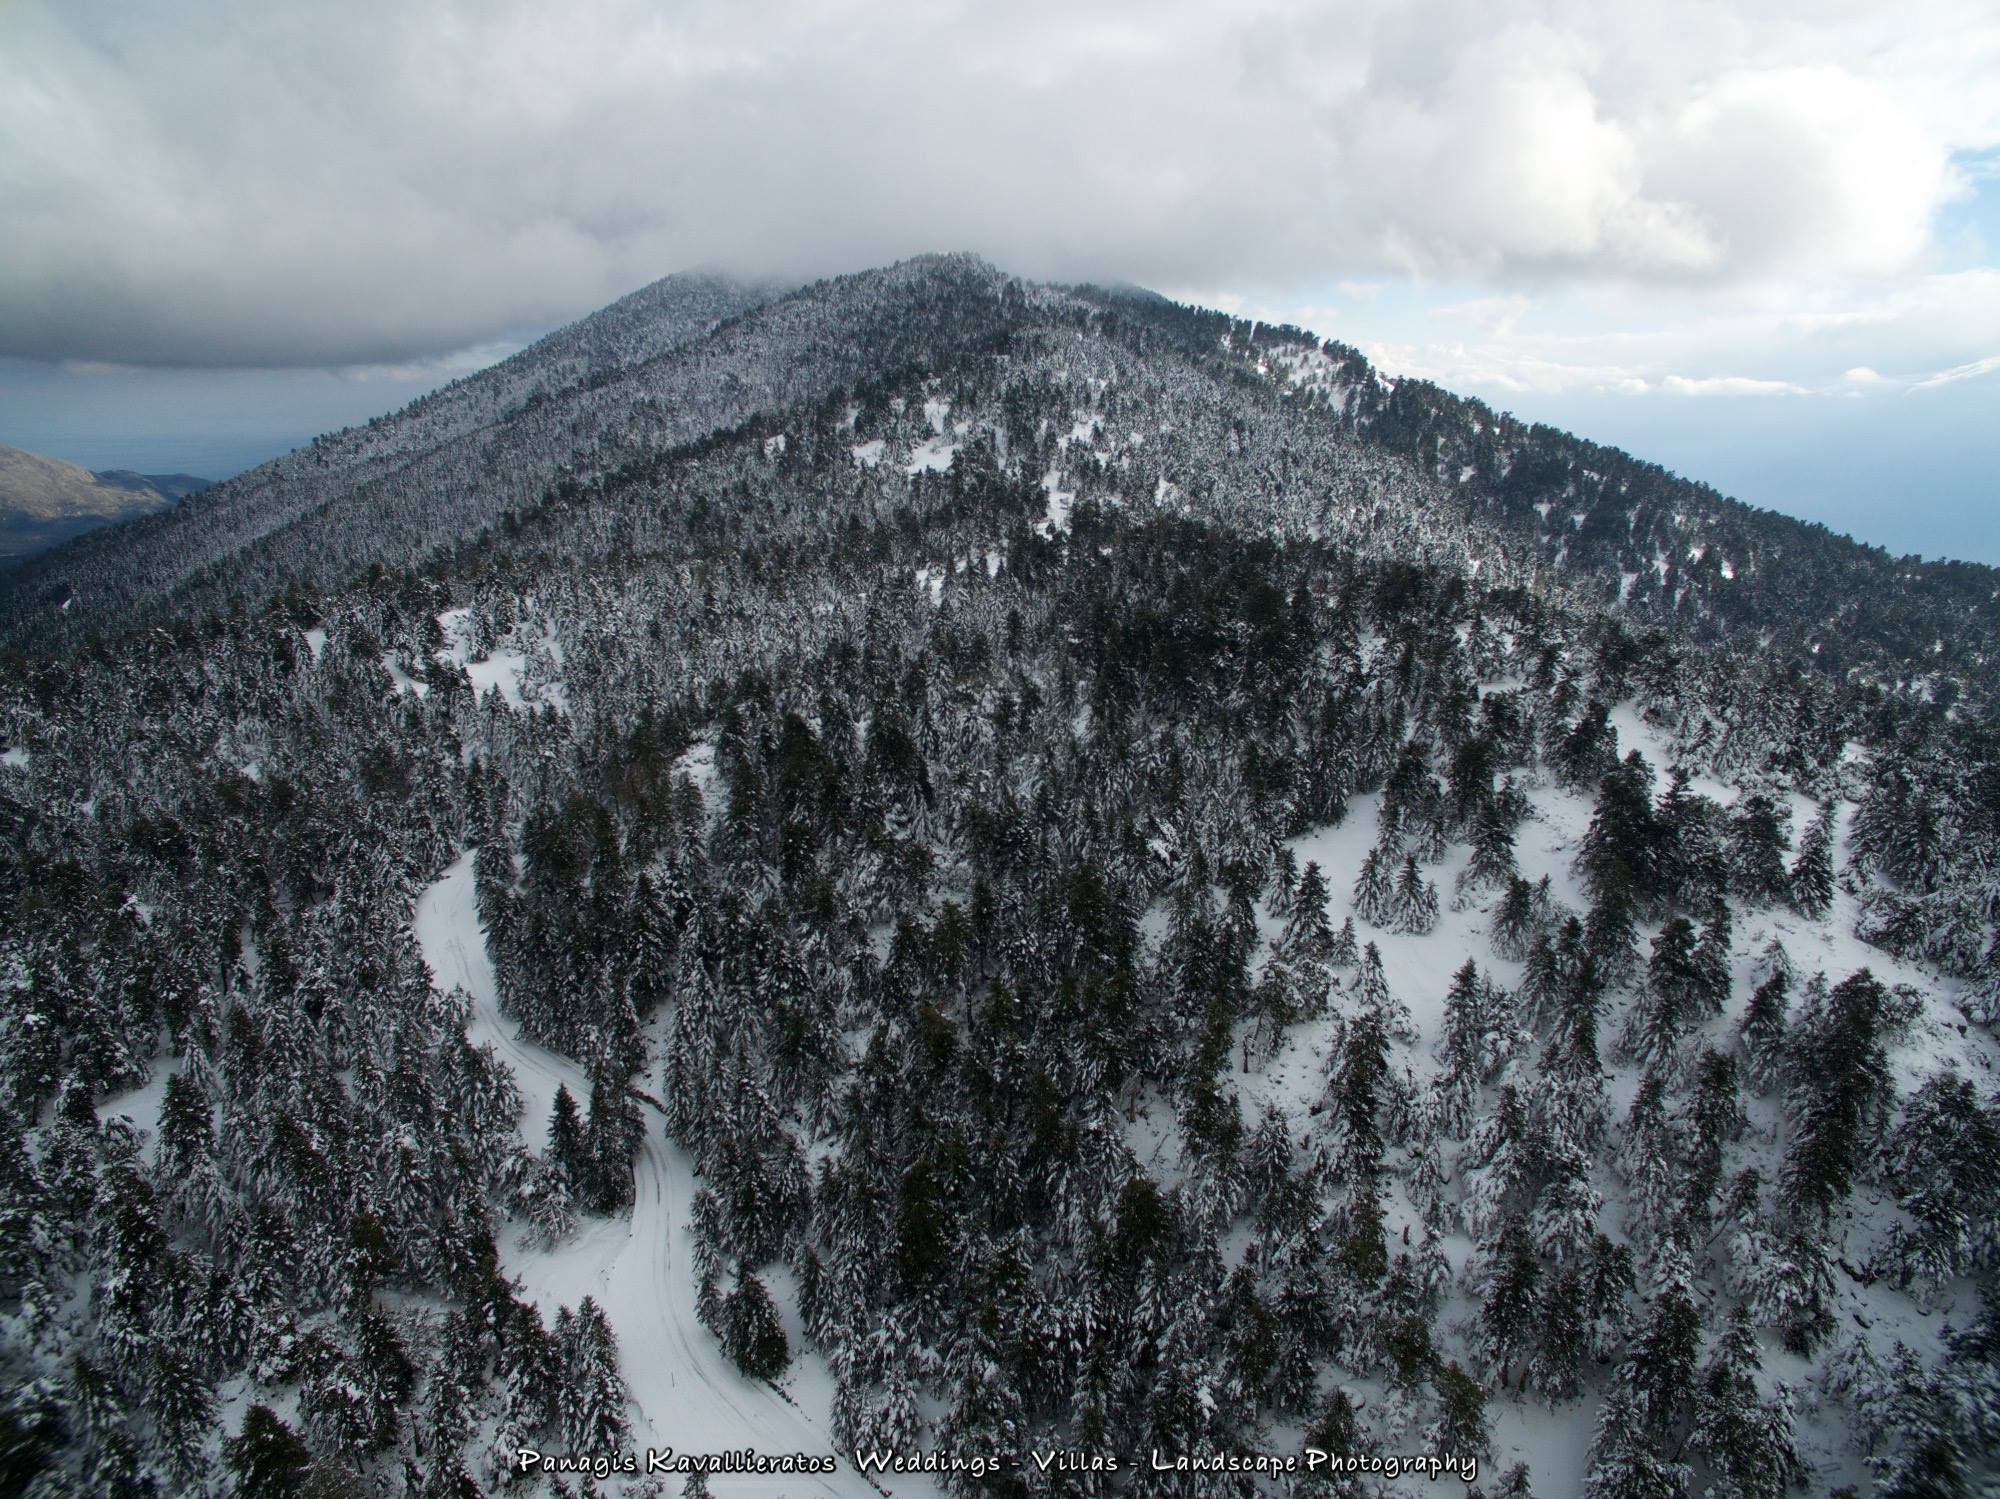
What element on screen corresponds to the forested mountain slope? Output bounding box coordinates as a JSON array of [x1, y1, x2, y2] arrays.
[[0, 258, 1996, 1497], [3, 258, 1995, 725], [1066, 284, 2000, 718]]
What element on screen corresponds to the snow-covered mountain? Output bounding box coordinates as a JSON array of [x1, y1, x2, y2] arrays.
[[4, 257, 1994, 720], [1, 258, 1995, 1498]]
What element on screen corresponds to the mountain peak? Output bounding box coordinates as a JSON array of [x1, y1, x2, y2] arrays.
[[1, 260, 1992, 721]]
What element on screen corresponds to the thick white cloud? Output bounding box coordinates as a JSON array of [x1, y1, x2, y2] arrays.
[[1661, 374, 1809, 396], [0, 0, 1992, 367], [1225, 267, 2000, 409]]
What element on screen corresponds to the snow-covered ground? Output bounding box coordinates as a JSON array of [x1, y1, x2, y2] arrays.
[[431, 607, 571, 715], [397, 678, 1995, 1495], [1209, 696, 1998, 1493], [903, 436, 958, 475], [414, 852, 940, 1497], [1036, 469, 1075, 536], [95, 1056, 184, 1154]]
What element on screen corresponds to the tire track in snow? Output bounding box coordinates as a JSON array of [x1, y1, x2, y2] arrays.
[[415, 851, 913, 1498]]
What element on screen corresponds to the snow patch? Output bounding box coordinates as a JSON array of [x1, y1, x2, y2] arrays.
[[1062, 414, 1103, 448], [95, 1056, 184, 1155], [437, 608, 567, 714], [382, 657, 430, 698], [1036, 469, 1075, 536], [674, 740, 719, 812], [903, 435, 958, 474]]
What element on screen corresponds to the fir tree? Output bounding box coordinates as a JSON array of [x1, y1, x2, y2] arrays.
[[1575, 751, 1658, 910], [1689, 1307, 1806, 1499], [1530, 1263, 1589, 1401], [1327, 914, 1360, 968], [1582, 1386, 1691, 1499], [1692, 906, 1733, 1015], [1728, 1222, 1837, 1357], [558, 1297, 630, 1452], [1728, 795, 1792, 907], [1303, 1386, 1367, 1495], [1521, 917, 1588, 1035], [1329, 1005, 1389, 1187], [1529, 1161, 1603, 1267], [1477, 1224, 1541, 1389], [1553, 699, 1617, 791], [1270, 846, 1300, 919], [1434, 961, 1488, 1138], [1283, 861, 1337, 960], [1454, 794, 1518, 910], [1788, 802, 1836, 920], [1426, 1360, 1490, 1465], [1353, 842, 1395, 927], [1621, 1070, 1680, 1252], [1348, 942, 1415, 1043], [145, 1344, 215, 1482], [583, 1072, 641, 1213], [1876, 1071, 2000, 1305], [721, 1272, 791, 1379], [1681, 1048, 1744, 1232], [1627, 916, 1703, 1071], [225, 1404, 311, 1499], [1389, 853, 1440, 936], [1738, 970, 1790, 1094], [1583, 876, 1642, 994], [1781, 969, 1893, 1226], [1489, 875, 1540, 963], [1622, 1237, 1703, 1440], [547, 1084, 587, 1197]]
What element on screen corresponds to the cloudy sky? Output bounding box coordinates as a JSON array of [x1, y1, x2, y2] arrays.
[[3, 0, 1995, 559]]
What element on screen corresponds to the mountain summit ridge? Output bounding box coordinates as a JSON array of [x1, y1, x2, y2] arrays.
[[1, 257, 1991, 719]]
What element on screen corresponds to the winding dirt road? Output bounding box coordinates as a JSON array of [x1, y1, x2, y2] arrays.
[[414, 852, 914, 1498]]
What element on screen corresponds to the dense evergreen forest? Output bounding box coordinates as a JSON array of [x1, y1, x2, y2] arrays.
[[0, 257, 1995, 1496]]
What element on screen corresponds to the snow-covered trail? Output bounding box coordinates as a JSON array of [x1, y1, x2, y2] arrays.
[[415, 852, 915, 1498]]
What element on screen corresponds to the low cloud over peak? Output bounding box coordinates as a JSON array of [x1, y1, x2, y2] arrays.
[[1, 0, 1993, 369]]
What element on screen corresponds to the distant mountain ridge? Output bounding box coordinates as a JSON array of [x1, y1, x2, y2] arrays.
[[91, 469, 211, 503], [0, 256, 1991, 719], [0, 441, 205, 565]]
